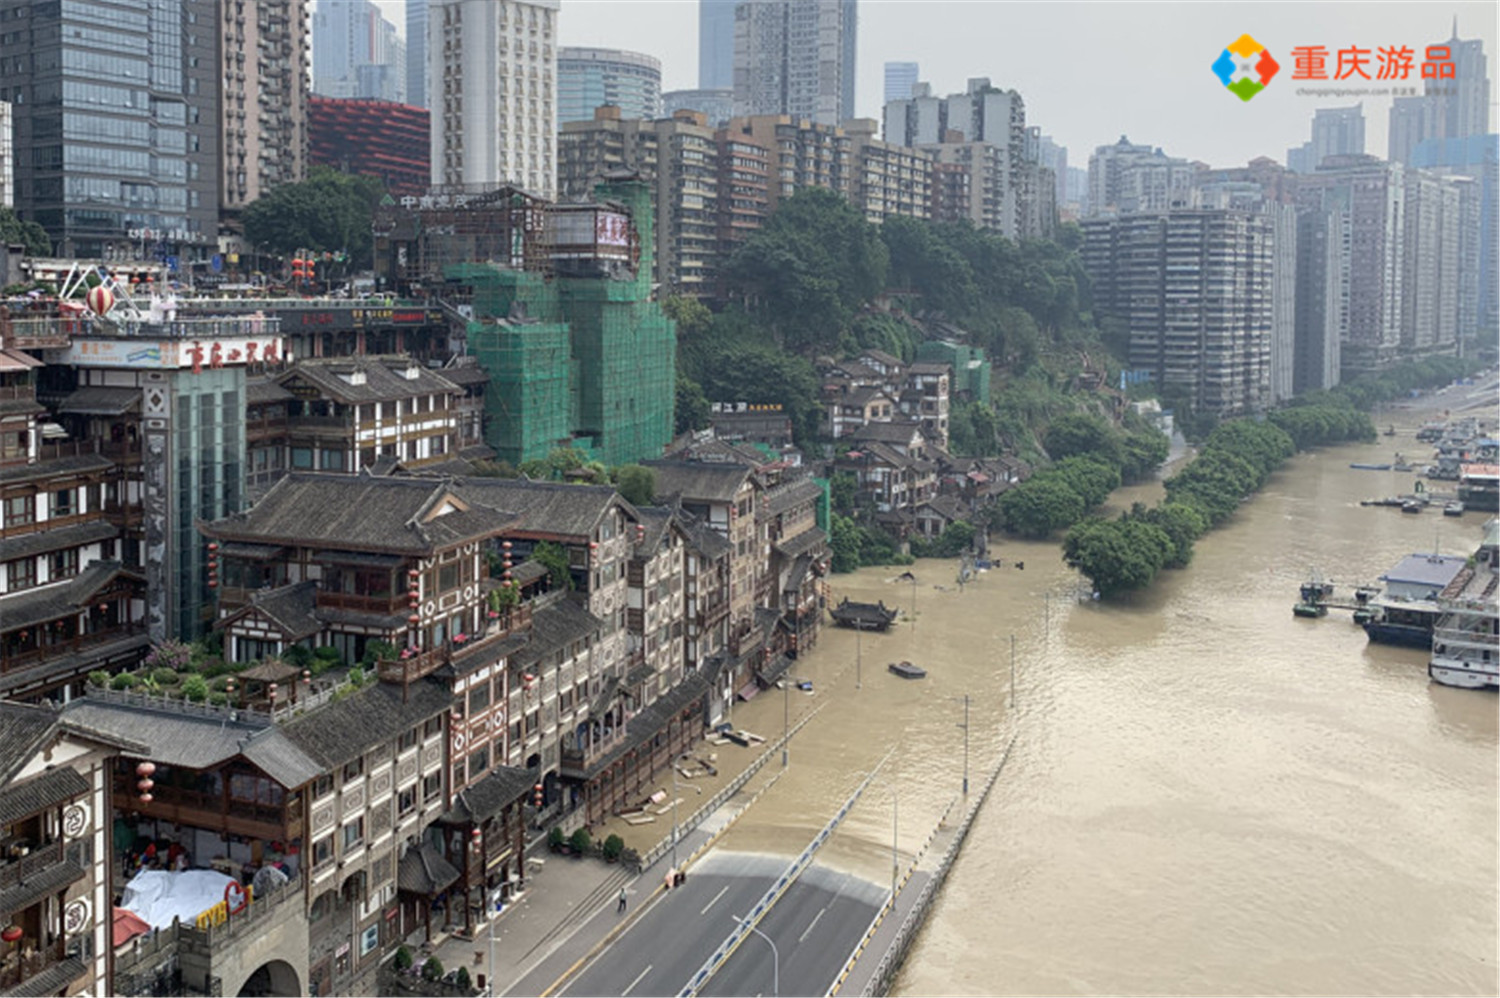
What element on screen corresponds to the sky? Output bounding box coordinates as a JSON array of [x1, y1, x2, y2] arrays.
[[368, 0, 1499, 170]]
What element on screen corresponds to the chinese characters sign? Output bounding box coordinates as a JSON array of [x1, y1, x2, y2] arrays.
[[1289, 44, 1456, 81]]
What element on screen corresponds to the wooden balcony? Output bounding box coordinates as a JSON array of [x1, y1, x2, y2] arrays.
[[111, 776, 301, 841], [315, 591, 406, 615], [0, 837, 71, 893]]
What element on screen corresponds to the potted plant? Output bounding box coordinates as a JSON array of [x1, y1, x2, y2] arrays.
[[602, 834, 624, 863], [547, 826, 566, 853], [568, 827, 592, 859]]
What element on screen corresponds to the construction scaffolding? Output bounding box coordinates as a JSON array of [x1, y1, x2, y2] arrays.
[[373, 186, 551, 294]]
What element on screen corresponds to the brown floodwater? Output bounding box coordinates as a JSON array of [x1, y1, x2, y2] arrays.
[[708, 382, 1498, 995]]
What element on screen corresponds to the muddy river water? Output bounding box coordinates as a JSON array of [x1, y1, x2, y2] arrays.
[[703, 383, 1496, 995]]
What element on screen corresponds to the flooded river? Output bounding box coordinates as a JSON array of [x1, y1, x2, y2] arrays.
[[710, 387, 1497, 995]]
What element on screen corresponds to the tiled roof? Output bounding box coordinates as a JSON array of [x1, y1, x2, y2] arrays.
[[773, 526, 827, 561], [0, 860, 86, 922], [631, 506, 675, 553], [203, 473, 519, 554], [858, 349, 903, 368], [276, 355, 460, 404], [916, 495, 969, 521], [0, 702, 60, 785], [460, 479, 624, 539], [442, 765, 534, 824], [0, 767, 89, 826], [0, 452, 114, 486], [246, 378, 295, 406], [906, 362, 951, 376], [242, 582, 321, 641], [397, 841, 462, 895], [511, 599, 603, 670], [578, 673, 709, 780], [763, 478, 822, 516], [439, 364, 492, 386], [678, 508, 731, 560], [280, 678, 451, 771], [848, 421, 924, 446], [0, 519, 118, 563], [56, 385, 141, 415], [6, 955, 86, 997], [644, 460, 752, 503], [0, 561, 142, 634]]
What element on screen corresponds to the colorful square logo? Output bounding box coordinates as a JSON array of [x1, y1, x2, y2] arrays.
[[1212, 34, 1280, 101]]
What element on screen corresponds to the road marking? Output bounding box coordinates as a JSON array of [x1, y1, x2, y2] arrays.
[[799, 905, 827, 943], [700, 885, 729, 915], [623, 965, 653, 996]]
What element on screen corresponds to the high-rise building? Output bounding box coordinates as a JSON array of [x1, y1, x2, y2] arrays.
[[1411, 134, 1498, 342], [558, 47, 662, 125], [699, 0, 736, 90], [1038, 134, 1069, 212], [1087, 136, 1200, 216], [843, 119, 933, 224], [884, 61, 919, 103], [408, 0, 429, 109], [883, 82, 946, 146], [725, 114, 852, 215], [1400, 168, 1463, 358], [221, 0, 310, 224], [664, 88, 735, 128], [310, 97, 431, 197], [733, 0, 857, 126], [1389, 25, 1492, 163], [430, 0, 558, 196], [1082, 208, 1273, 417], [1286, 104, 1364, 173], [0, 100, 11, 209], [0, 0, 220, 261], [313, 0, 406, 104]]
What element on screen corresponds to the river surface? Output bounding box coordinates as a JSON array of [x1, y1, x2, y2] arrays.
[[708, 380, 1498, 996]]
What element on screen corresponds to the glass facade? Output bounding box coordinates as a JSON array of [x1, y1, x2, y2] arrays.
[[169, 369, 245, 638], [0, 0, 217, 259], [557, 48, 661, 126]]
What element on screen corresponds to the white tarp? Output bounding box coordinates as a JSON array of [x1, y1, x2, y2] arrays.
[[120, 869, 236, 929]]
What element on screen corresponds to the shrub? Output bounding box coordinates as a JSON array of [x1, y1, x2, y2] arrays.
[[208, 692, 228, 707], [180, 674, 209, 703], [619, 846, 640, 869], [454, 967, 471, 991], [144, 639, 193, 673], [420, 957, 444, 982], [602, 834, 624, 861], [282, 645, 313, 667], [110, 673, 138, 690], [87, 670, 110, 688], [313, 645, 341, 661], [347, 667, 366, 688], [393, 945, 413, 971], [547, 826, 565, 850], [151, 667, 181, 685], [569, 828, 592, 855]]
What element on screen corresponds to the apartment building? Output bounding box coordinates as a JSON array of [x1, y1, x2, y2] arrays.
[[732, 0, 857, 127], [844, 119, 933, 224]]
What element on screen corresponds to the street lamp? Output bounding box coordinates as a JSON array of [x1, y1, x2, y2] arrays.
[[951, 693, 970, 795], [670, 752, 691, 872], [781, 676, 790, 769], [731, 915, 779, 998], [855, 624, 862, 691]]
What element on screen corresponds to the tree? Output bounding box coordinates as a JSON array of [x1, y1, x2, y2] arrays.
[[828, 472, 858, 517], [997, 478, 1086, 539], [241, 166, 384, 270], [1044, 413, 1118, 463], [1048, 455, 1121, 510], [0, 207, 52, 257], [674, 374, 711, 435], [612, 464, 656, 506], [1063, 517, 1172, 597], [532, 541, 572, 591], [829, 514, 862, 573]]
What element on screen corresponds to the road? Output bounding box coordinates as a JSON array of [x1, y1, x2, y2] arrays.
[[558, 852, 887, 998]]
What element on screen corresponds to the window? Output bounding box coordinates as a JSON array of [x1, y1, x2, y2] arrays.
[[291, 447, 314, 469], [312, 835, 333, 867], [343, 758, 364, 782], [319, 449, 345, 471], [467, 745, 490, 777], [397, 786, 416, 816], [468, 682, 490, 713], [342, 817, 364, 851], [4, 494, 35, 526], [313, 774, 334, 798], [49, 548, 79, 579], [438, 564, 458, 591], [422, 772, 442, 802], [359, 923, 379, 957], [423, 716, 442, 739], [52, 488, 75, 516], [7, 557, 36, 589], [398, 727, 419, 751]]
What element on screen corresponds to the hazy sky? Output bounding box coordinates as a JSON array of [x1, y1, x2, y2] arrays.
[[370, 0, 1498, 169]]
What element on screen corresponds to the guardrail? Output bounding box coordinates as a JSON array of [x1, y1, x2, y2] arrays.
[[679, 748, 892, 998]]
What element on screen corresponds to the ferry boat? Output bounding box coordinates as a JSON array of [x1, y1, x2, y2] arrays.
[[1363, 552, 1468, 648], [1428, 520, 1498, 690]]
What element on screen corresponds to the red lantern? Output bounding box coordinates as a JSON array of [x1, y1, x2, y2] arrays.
[[139, 793, 153, 804], [589, 541, 598, 550], [136, 761, 156, 777], [268, 683, 278, 701], [1, 926, 22, 943], [408, 614, 420, 624], [408, 569, 421, 578], [208, 580, 218, 589], [303, 669, 312, 684], [502, 541, 513, 551], [137, 778, 154, 793], [207, 542, 219, 552]]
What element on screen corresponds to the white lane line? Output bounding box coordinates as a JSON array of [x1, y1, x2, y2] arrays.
[[700, 885, 730, 915], [799, 906, 827, 944], [622, 964, 653, 996]]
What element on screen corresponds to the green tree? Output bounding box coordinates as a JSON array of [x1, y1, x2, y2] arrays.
[[532, 541, 572, 590], [997, 478, 1085, 539], [1118, 426, 1171, 483], [674, 373, 711, 435], [0, 207, 53, 257], [242, 166, 384, 270], [1044, 413, 1119, 463], [1048, 455, 1121, 510], [829, 514, 862, 573], [828, 472, 858, 517], [1063, 517, 1173, 597], [612, 464, 656, 506]]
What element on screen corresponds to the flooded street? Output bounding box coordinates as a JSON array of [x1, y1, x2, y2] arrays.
[[705, 394, 1497, 995]]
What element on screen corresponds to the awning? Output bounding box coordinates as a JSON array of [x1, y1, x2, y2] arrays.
[[218, 542, 286, 561], [0, 348, 44, 372], [736, 681, 759, 702], [313, 549, 405, 568], [113, 906, 152, 948], [56, 386, 142, 415]]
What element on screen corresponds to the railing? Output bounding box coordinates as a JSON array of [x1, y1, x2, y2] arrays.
[[0, 383, 36, 402], [316, 591, 406, 614], [0, 624, 147, 674], [0, 948, 72, 993], [0, 838, 67, 891]]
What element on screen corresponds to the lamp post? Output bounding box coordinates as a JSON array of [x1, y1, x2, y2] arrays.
[[1009, 633, 1017, 711], [732, 915, 779, 998], [855, 625, 862, 691], [670, 752, 690, 872], [951, 694, 970, 796], [781, 676, 789, 769]]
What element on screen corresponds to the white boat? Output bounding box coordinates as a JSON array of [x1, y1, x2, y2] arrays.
[[1427, 519, 1498, 691]]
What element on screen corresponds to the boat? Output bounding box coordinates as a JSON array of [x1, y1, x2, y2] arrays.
[[1427, 523, 1499, 690], [888, 661, 926, 680], [1401, 500, 1423, 514], [1352, 607, 1377, 625], [1384, 426, 1397, 437], [1300, 579, 1334, 603], [1444, 501, 1465, 517], [1292, 602, 1327, 618], [1365, 552, 1469, 648], [1350, 462, 1393, 471], [1392, 453, 1416, 472]]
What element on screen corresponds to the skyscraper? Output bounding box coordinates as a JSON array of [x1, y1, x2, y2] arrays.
[[1388, 24, 1492, 163], [408, 0, 429, 109], [313, 0, 406, 104], [221, 0, 310, 223], [430, 0, 559, 196], [732, 0, 857, 126], [699, 0, 736, 90], [558, 48, 662, 125], [884, 61, 918, 104], [0, 0, 220, 260], [1086, 136, 1199, 216], [1286, 104, 1364, 173]]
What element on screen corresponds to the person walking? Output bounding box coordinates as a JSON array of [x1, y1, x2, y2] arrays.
[[617, 887, 627, 914]]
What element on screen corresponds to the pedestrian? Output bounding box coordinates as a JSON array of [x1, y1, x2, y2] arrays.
[[617, 887, 627, 914]]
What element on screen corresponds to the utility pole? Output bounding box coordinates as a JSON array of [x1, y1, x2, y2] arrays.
[[960, 694, 969, 795], [781, 677, 789, 768], [1009, 633, 1016, 711], [855, 625, 862, 690]]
